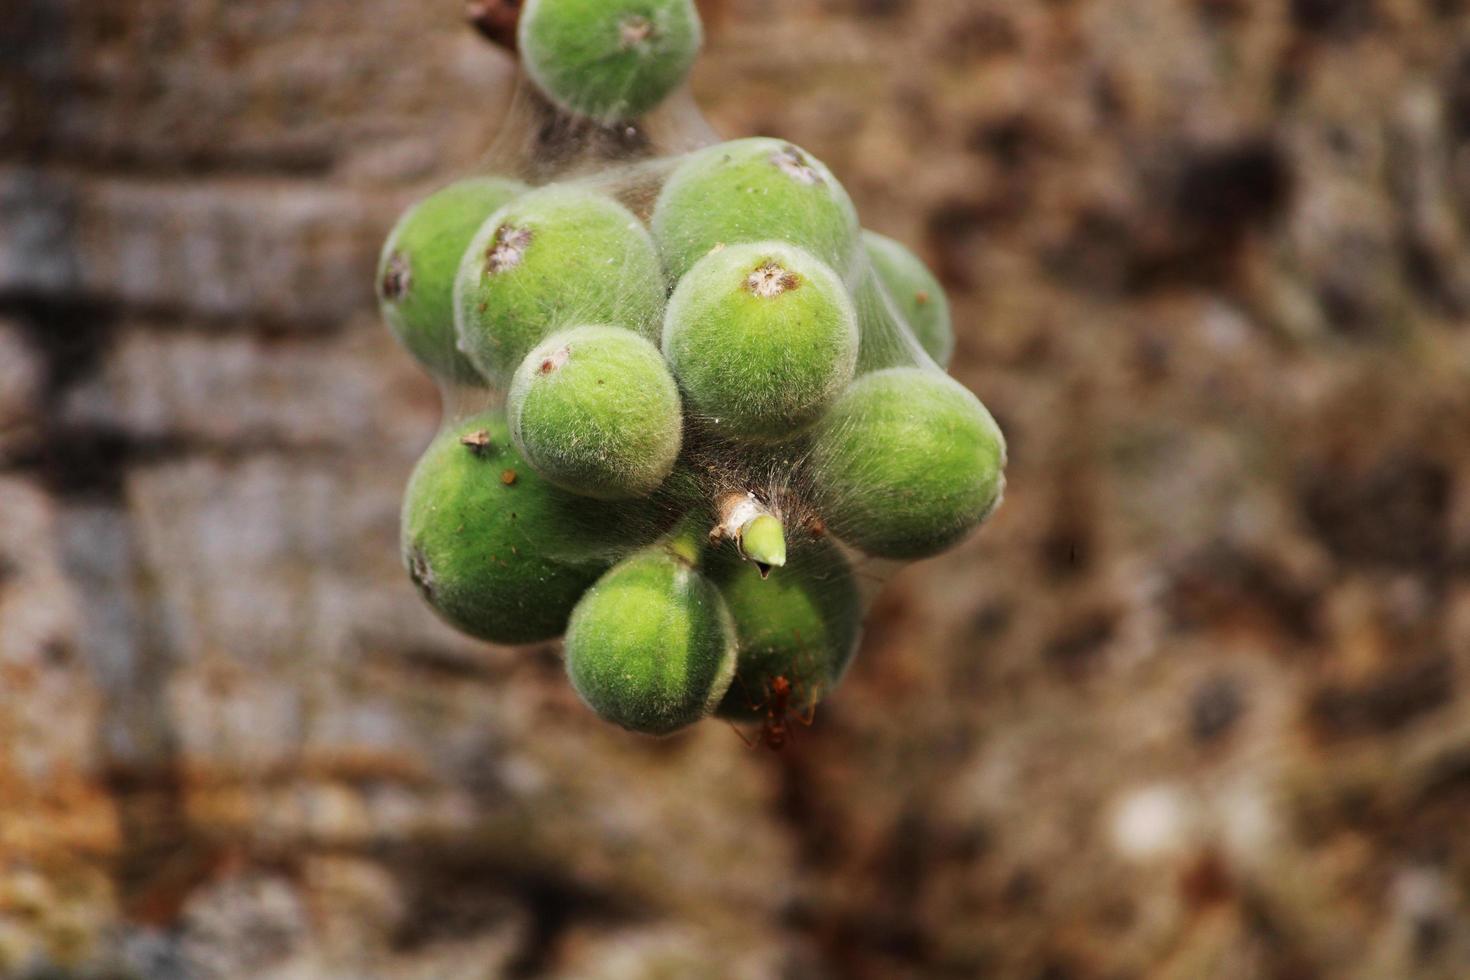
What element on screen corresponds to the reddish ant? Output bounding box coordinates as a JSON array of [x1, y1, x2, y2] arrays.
[[729, 674, 817, 751]]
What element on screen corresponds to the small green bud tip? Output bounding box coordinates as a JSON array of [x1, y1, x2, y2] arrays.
[[712, 492, 788, 577], [740, 514, 787, 577]]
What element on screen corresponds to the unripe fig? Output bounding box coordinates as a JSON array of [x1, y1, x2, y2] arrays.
[[455, 185, 665, 385], [652, 138, 861, 282], [508, 325, 683, 500], [663, 242, 858, 442], [401, 414, 657, 645], [378, 176, 526, 384], [862, 231, 954, 368], [852, 273, 915, 375], [808, 368, 1006, 561], [564, 539, 736, 735], [519, 0, 703, 124], [709, 535, 862, 722]]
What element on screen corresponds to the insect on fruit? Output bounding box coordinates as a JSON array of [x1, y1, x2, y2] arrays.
[[730, 674, 815, 751]]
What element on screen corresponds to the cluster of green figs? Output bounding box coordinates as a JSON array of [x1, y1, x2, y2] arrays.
[[376, 0, 1006, 738]]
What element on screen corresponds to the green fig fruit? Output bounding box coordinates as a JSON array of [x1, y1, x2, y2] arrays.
[[710, 535, 862, 722], [808, 368, 1006, 560], [564, 541, 736, 735], [863, 230, 954, 368], [508, 324, 683, 500], [455, 184, 665, 385], [652, 137, 861, 283], [663, 241, 858, 442], [378, 176, 526, 384], [401, 414, 661, 645], [519, 0, 703, 123]]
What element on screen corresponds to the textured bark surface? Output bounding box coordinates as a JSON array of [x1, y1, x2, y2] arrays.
[[3, 0, 1470, 977]]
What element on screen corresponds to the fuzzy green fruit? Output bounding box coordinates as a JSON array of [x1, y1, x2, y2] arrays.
[[378, 177, 526, 384], [401, 414, 659, 646], [808, 368, 1006, 560], [663, 242, 858, 442], [652, 138, 861, 283], [863, 231, 954, 368], [454, 185, 665, 385], [508, 325, 683, 500], [519, 0, 702, 124], [710, 535, 862, 722], [852, 273, 914, 375], [564, 543, 736, 735]]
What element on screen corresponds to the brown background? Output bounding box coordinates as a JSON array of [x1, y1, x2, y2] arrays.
[[3, 0, 1470, 977]]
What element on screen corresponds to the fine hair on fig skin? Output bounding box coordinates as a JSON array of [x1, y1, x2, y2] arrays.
[[507, 325, 684, 501], [376, 176, 527, 385], [662, 241, 859, 444], [651, 136, 863, 282], [453, 185, 665, 385], [564, 541, 738, 736], [518, 0, 703, 125]]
